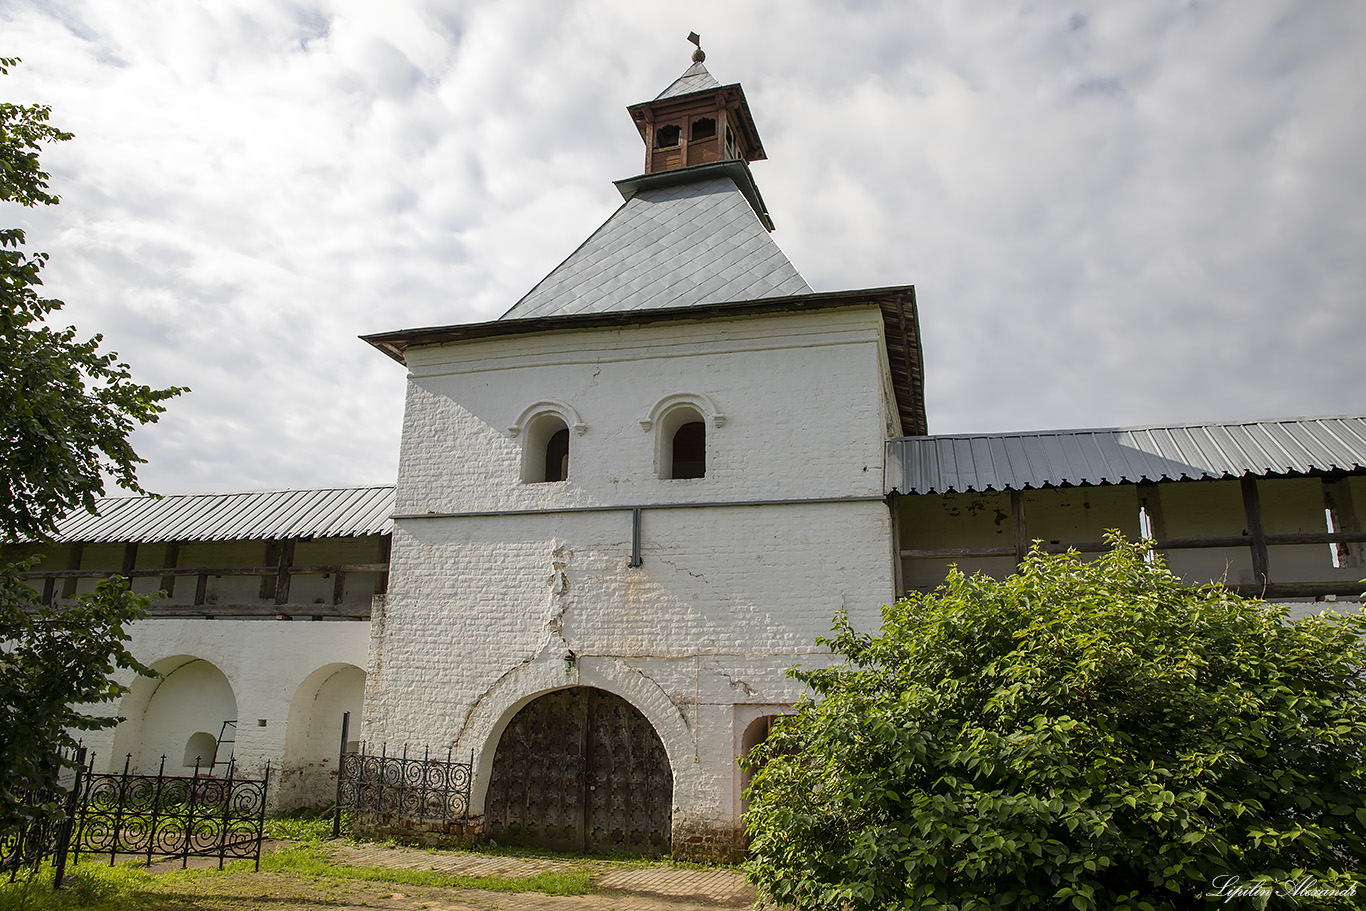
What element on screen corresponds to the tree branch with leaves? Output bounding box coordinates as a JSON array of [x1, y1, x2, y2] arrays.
[[1, 56, 185, 848]]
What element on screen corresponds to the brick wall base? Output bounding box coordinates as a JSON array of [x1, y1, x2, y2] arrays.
[[670, 822, 746, 864], [351, 812, 484, 848]]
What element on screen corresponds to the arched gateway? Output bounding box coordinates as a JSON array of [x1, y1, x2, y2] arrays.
[[485, 687, 672, 855]]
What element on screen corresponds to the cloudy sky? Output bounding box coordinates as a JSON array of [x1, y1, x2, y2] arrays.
[[3, 0, 1363, 495]]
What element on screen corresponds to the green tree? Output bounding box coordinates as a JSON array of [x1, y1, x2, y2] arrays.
[[1, 57, 183, 846], [744, 536, 1366, 910]]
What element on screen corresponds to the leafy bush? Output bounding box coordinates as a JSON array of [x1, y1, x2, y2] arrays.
[[743, 536, 1365, 910]]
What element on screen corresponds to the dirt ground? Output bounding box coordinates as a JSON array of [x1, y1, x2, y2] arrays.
[[134, 873, 753, 911], [111, 840, 762, 911]]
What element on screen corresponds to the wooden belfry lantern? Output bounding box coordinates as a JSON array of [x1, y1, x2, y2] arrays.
[[626, 33, 768, 175]]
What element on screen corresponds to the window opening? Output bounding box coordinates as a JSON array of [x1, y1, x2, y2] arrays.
[[672, 421, 705, 479], [690, 117, 716, 140], [1138, 503, 1155, 563], [655, 124, 681, 148], [521, 412, 571, 484], [545, 428, 570, 483]]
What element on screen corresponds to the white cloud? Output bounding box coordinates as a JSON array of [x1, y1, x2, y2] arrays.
[[2, 0, 1363, 495]]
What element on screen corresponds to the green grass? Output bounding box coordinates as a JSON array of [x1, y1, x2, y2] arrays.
[[262, 809, 337, 843], [0, 864, 158, 911]]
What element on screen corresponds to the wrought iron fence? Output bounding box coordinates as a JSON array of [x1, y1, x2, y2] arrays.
[[1, 747, 85, 886], [70, 754, 270, 872], [335, 742, 472, 833]]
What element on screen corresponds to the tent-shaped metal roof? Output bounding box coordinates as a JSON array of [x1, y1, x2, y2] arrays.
[[654, 60, 722, 100], [499, 172, 810, 320]]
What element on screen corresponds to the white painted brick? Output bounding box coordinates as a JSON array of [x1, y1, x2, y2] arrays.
[[373, 306, 900, 835]]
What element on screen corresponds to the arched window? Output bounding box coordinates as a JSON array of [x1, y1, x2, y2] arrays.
[[655, 123, 681, 148], [509, 401, 585, 485], [522, 413, 570, 483], [544, 427, 570, 482], [690, 117, 716, 140], [642, 394, 723, 481]]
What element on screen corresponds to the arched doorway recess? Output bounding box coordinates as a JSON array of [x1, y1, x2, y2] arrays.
[[485, 686, 672, 855]]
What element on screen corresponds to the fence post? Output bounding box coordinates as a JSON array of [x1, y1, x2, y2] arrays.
[[376, 743, 386, 818], [254, 764, 270, 872], [110, 754, 132, 865], [71, 751, 97, 870], [181, 758, 199, 869], [217, 757, 234, 870], [466, 751, 473, 829], [397, 744, 408, 826], [332, 712, 349, 839], [443, 747, 452, 823], [418, 746, 430, 824], [51, 746, 87, 889], [146, 756, 167, 867]]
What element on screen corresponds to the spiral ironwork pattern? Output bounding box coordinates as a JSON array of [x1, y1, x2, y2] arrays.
[[337, 747, 471, 824], [71, 764, 270, 869]]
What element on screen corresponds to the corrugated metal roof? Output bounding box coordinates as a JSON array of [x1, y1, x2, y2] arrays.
[[499, 174, 811, 320], [51, 486, 395, 543], [654, 61, 722, 101], [888, 417, 1366, 494]]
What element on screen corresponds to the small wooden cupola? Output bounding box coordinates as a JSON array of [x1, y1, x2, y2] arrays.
[[626, 34, 767, 175]]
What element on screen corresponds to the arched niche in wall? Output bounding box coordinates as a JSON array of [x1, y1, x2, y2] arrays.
[[182, 731, 218, 769], [508, 401, 586, 484], [280, 662, 366, 809], [112, 655, 237, 774], [640, 393, 725, 480]]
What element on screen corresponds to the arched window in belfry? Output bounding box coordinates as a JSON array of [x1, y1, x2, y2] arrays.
[[690, 117, 716, 140], [641, 393, 723, 481], [655, 123, 681, 148]]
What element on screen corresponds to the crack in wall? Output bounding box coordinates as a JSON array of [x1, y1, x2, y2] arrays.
[[654, 556, 709, 583]]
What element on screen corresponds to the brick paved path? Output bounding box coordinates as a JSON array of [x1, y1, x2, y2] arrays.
[[331, 843, 759, 908]]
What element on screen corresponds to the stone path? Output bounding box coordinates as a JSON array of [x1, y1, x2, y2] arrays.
[[331, 842, 759, 907]]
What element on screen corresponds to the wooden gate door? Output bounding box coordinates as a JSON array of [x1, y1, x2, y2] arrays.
[[485, 687, 672, 855]]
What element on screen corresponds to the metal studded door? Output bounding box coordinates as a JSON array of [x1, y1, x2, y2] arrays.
[[485, 687, 672, 855]]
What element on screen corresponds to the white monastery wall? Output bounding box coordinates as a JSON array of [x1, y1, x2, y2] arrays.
[[79, 618, 369, 808], [370, 306, 899, 848]]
